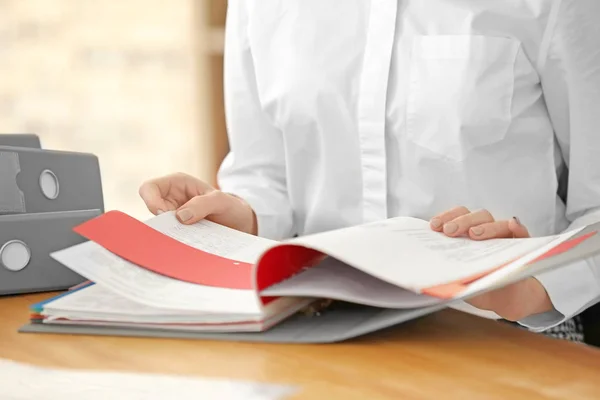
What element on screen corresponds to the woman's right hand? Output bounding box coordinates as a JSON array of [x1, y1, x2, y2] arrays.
[[138, 172, 257, 235]]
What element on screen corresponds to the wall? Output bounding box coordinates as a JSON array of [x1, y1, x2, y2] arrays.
[[0, 0, 217, 219]]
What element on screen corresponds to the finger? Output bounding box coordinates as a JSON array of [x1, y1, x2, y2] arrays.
[[468, 221, 512, 240], [509, 216, 530, 238], [138, 181, 171, 215], [443, 209, 495, 237], [430, 206, 470, 231], [469, 217, 531, 240], [171, 172, 211, 199], [176, 192, 225, 224]]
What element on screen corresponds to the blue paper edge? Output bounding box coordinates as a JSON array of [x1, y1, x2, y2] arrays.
[[30, 282, 95, 312]]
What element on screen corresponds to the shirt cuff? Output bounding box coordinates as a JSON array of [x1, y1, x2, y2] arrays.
[[517, 258, 600, 332]]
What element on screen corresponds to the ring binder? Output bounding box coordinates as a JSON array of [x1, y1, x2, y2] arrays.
[[0, 134, 105, 295]]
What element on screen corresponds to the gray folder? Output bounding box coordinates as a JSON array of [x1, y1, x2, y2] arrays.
[[20, 303, 448, 343], [0, 210, 101, 295], [0, 134, 41, 149], [0, 146, 104, 215], [18, 221, 600, 343]]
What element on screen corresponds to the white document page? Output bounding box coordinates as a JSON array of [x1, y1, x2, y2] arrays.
[[458, 226, 585, 297], [49, 212, 280, 315], [261, 257, 442, 309], [286, 217, 579, 291], [42, 284, 265, 324], [260, 256, 518, 319], [44, 319, 268, 333], [145, 211, 277, 263], [447, 301, 502, 320], [50, 241, 263, 315], [0, 359, 296, 400]]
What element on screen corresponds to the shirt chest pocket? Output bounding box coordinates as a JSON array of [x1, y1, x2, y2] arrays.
[[406, 35, 520, 161]]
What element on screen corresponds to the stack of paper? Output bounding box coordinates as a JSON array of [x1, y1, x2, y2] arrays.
[[20, 210, 600, 343]]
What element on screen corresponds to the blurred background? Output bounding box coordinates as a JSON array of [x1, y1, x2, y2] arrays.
[[0, 0, 230, 219]]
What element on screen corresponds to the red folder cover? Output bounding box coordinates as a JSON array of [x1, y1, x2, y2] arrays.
[[73, 211, 322, 291], [74, 211, 255, 290]]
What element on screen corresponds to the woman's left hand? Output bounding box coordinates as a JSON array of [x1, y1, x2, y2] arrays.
[[429, 206, 554, 321]]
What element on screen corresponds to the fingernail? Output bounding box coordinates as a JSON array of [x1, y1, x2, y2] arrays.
[[443, 222, 458, 234], [157, 209, 164, 215], [177, 209, 193, 222], [431, 218, 442, 228], [470, 226, 484, 236], [513, 216, 521, 225]]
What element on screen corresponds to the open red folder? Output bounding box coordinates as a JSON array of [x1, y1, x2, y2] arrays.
[[28, 210, 599, 336], [75, 210, 594, 297]]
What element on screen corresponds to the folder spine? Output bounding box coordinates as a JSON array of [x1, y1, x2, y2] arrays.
[[0, 134, 104, 295]]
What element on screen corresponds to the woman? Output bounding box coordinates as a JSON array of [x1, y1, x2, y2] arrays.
[[140, 0, 600, 342]]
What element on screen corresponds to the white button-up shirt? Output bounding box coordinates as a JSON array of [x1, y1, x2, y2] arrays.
[[217, 0, 600, 330]]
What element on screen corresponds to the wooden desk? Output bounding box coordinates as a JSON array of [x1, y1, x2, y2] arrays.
[[2, 293, 600, 399]]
